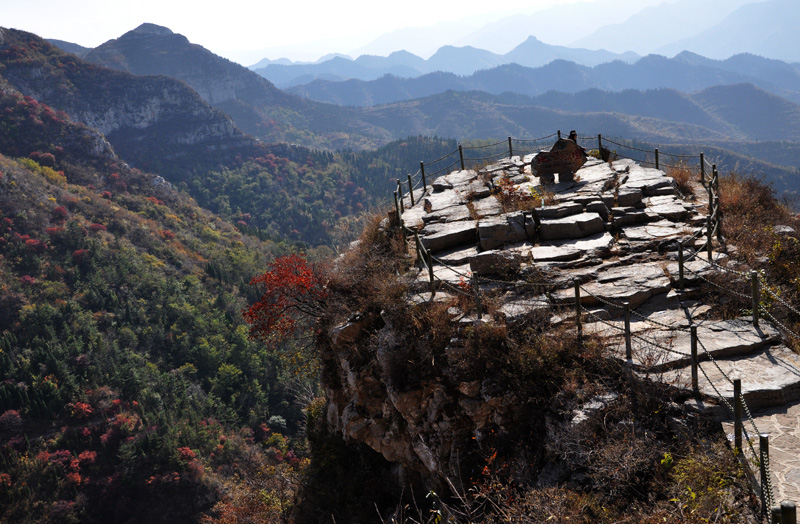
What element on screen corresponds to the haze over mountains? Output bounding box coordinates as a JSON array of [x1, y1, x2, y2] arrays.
[[27, 0, 800, 202], [247, 0, 798, 88]]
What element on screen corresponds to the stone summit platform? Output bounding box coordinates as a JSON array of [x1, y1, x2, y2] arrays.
[[397, 153, 800, 506]]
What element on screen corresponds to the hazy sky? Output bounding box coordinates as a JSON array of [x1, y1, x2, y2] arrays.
[[3, 0, 615, 64]]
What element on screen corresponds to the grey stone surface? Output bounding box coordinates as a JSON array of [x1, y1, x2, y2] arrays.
[[617, 187, 643, 207], [539, 212, 605, 240], [611, 208, 650, 228], [478, 212, 530, 250], [423, 191, 464, 213], [423, 204, 471, 224], [469, 250, 522, 275], [471, 197, 503, 218], [436, 245, 480, 266], [420, 220, 476, 252], [536, 202, 583, 219], [532, 232, 615, 262], [585, 200, 610, 221]]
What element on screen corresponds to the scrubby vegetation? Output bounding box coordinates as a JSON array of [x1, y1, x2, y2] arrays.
[[239, 206, 762, 522], [0, 99, 319, 522]]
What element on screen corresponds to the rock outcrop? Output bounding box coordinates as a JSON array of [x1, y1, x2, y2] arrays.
[[322, 152, 800, 498]]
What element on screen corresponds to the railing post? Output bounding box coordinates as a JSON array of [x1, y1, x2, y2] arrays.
[[782, 501, 797, 524], [678, 243, 685, 292], [558, 130, 562, 140], [734, 378, 743, 453], [414, 231, 422, 265], [574, 280, 582, 344], [508, 136, 513, 158], [715, 196, 723, 242], [394, 190, 400, 220], [598, 134, 603, 157], [426, 248, 435, 295], [773, 505, 783, 524], [655, 148, 659, 170], [397, 181, 405, 214], [761, 434, 771, 515], [691, 326, 699, 395], [420, 161, 427, 192], [459, 145, 465, 171], [624, 302, 632, 361], [706, 215, 713, 262], [752, 271, 760, 328], [472, 272, 482, 320], [407, 174, 415, 207], [700, 152, 705, 183]]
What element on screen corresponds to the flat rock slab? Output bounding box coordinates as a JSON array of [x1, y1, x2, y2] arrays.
[[582, 262, 672, 308], [574, 159, 615, 184], [621, 220, 688, 242], [536, 202, 583, 219], [469, 250, 521, 275], [663, 345, 800, 410], [617, 187, 643, 207], [532, 232, 615, 262], [435, 245, 480, 266], [539, 212, 605, 241], [601, 318, 781, 371], [401, 207, 426, 230], [497, 294, 550, 322], [721, 401, 800, 504], [478, 212, 532, 250], [645, 195, 691, 221], [423, 204, 471, 224], [442, 169, 479, 189], [620, 165, 675, 196], [423, 191, 465, 213], [420, 221, 477, 252], [471, 197, 503, 218]]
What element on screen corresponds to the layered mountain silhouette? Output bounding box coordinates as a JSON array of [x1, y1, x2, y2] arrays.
[[253, 37, 640, 88], [289, 54, 800, 107]]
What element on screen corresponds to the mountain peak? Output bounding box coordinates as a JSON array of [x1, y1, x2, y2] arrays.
[[129, 23, 174, 36]]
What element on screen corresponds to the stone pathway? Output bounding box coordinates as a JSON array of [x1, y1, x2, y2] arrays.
[[722, 406, 800, 506], [399, 152, 800, 508]]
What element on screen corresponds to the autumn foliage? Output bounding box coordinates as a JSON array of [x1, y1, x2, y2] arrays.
[[244, 254, 328, 344]]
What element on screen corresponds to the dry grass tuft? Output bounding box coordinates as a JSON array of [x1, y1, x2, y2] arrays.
[[718, 173, 796, 265], [666, 162, 697, 196]]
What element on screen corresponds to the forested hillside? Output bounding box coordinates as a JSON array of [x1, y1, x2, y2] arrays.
[[0, 87, 312, 523]]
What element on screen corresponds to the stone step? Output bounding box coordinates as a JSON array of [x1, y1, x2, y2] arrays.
[[598, 317, 781, 372], [538, 212, 605, 241], [660, 344, 800, 411]]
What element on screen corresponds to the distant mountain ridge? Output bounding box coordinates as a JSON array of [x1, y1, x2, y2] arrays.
[[253, 36, 640, 88], [0, 27, 252, 173], [80, 23, 396, 149], [289, 53, 800, 106]]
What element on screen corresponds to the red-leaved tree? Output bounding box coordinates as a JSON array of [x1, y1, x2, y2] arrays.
[[243, 254, 328, 345]]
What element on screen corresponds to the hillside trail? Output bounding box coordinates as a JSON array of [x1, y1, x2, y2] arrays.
[[400, 154, 800, 508]]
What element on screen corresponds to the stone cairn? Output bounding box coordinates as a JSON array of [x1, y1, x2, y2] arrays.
[[394, 145, 800, 517]]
